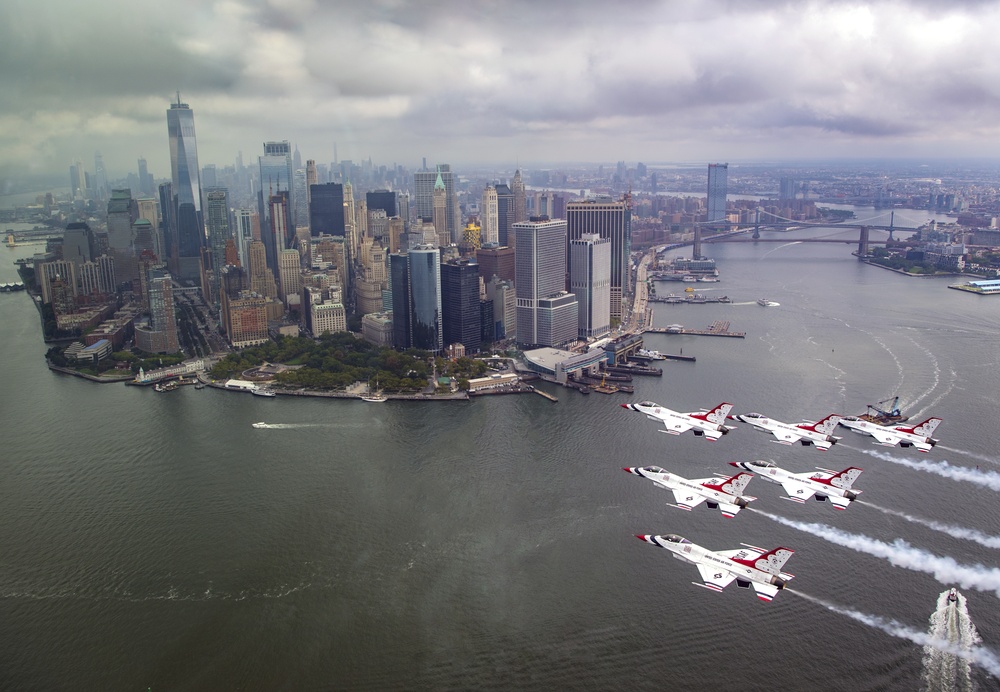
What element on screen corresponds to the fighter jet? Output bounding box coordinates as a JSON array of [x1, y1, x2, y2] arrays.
[[733, 412, 842, 451], [838, 416, 941, 453], [620, 401, 735, 441], [730, 461, 862, 510], [634, 534, 795, 602], [623, 466, 756, 517]]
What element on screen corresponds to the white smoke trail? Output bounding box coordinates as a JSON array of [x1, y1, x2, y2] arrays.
[[857, 501, 1000, 550], [751, 510, 1000, 597], [787, 590, 1000, 680], [861, 449, 1000, 492], [922, 589, 982, 692], [936, 445, 1000, 468]]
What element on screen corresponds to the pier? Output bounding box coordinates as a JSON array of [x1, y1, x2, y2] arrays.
[[645, 320, 746, 338]]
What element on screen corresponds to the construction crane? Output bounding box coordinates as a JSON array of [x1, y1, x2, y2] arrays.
[[861, 397, 907, 425]]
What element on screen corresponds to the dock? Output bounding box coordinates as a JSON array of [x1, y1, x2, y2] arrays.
[[645, 320, 746, 338], [531, 386, 559, 402]]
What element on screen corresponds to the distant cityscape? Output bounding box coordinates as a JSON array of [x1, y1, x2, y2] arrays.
[[7, 96, 1000, 390]]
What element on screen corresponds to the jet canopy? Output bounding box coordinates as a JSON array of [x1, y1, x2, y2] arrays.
[[750, 460, 776, 468], [641, 466, 667, 474], [741, 412, 766, 420], [662, 534, 691, 544], [638, 401, 658, 407]]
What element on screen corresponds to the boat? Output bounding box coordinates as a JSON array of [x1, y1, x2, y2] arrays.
[[757, 298, 780, 307], [194, 382, 206, 390], [360, 380, 388, 402], [252, 422, 268, 428], [948, 588, 958, 603], [252, 388, 276, 397], [857, 397, 908, 425], [681, 275, 698, 283], [636, 348, 667, 361], [698, 276, 719, 283]]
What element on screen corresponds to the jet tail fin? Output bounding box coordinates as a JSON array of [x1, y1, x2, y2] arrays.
[[898, 417, 942, 437], [703, 471, 753, 497], [753, 547, 794, 575], [828, 467, 863, 489], [799, 414, 842, 436]]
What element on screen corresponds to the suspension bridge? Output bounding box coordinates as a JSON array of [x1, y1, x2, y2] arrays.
[[684, 209, 931, 259]]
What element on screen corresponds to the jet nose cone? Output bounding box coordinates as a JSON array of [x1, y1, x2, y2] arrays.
[[623, 467, 634, 473], [620, 404, 630, 409], [634, 534, 648, 542], [729, 462, 740, 468]]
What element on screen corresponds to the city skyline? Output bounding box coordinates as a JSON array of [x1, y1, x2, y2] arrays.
[[4, 0, 1000, 179]]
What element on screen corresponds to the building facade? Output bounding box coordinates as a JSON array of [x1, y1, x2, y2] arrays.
[[570, 233, 611, 339], [166, 96, 203, 281], [514, 218, 577, 347], [565, 197, 632, 321]]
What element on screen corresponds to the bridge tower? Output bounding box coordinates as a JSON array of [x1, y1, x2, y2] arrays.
[[692, 225, 702, 260], [888, 211, 894, 241], [857, 225, 870, 258], [752, 208, 761, 239]]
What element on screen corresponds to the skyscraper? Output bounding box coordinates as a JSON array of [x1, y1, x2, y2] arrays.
[[204, 187, 232, 303], [482, 186, 499, 245], [234, 208, 259, 270], [366, 190, 397, 218], [389, 252, 410, 349], [107, 189, 138, 285], [408, 245, 443, 353], [495, 183, 514, 247], [432, 171, 448, 245], [441, 258, 481, 354], [63, 223, 96, 269], [167, 94, 204, 281], [565, 196, 632, 320], [570, 233, 611, 339], [414, 164, 458, 241], [309, 183, 345, 237], [707, 163, 728, 223], [512, 169, 526, 225], [514, 218, 578, 348]]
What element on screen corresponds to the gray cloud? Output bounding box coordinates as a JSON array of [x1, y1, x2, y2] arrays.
[[3, 0, 1000, 178]]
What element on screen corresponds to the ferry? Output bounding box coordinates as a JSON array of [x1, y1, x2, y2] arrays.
[[757, 298, 780, 307], [636, 349, 667, 361], [252, 388, 276, 397]]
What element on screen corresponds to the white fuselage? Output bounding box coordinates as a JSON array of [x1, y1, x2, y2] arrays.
[[736, 413, 839, 449], [641, 469, 744, 505], [652, 537, 783, 588], [624, 401, 732, 440], [839, 417, 935, 451], [735, 462, 855, 501]]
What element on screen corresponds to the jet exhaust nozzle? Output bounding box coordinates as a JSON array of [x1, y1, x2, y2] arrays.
[[736, 498, 750, 509]]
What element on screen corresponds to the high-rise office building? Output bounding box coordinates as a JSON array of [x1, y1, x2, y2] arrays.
[[248, 239, 278, 300], [234, 208, 258, 270], [441, 258, 481, 354], [204, 187, 231, 303], [136, 268, 179, 353], [63, 223, 95, 269], [495, 183, 514, 247], [167, 95, 204, 281], [107, 189, 138, 285], [432, 172, 448, 246], [366, 190, 397, 219], [306, 160, 317, 203], [707, 163, 728, 223], [69, 161, 86, 199], [293, 168, 308, 229], [265, 190, 292, 273], [514, 218, 577, 348], [476, 244, 515, 283], [779, 177, 797, 201], [138, 157, 154, 196], [414, 165, 459, 241], [309, 183, 345, 237], [278, 248, 302, 305], [408, 245, 443, 353], [565, 197, 632, 320], [570, 233, 611, 339], [512, 170, 526, 225], [389, 252, 410, 349], [93, 151, 109, 202], [482, 186, 499, 245]]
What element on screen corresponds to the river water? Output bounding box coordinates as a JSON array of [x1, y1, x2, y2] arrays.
[[1, 224, 998, 690]]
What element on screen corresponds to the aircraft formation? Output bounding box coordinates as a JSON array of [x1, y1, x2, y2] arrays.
[[622, 399, 943, 601]]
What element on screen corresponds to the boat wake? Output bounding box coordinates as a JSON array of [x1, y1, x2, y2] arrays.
[[922, 589, 982, 692], [251, 423, 343, 429]]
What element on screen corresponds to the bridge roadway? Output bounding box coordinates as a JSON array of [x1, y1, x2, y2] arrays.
[[703, 237, 888, 244]]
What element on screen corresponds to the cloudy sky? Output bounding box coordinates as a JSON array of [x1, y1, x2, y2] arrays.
[[3, 0, 1000, 179]]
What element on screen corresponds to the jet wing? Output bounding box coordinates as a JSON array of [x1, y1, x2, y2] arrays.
[[771, 430, 801, 445], [701, 428, 725, 441], [717, 502, 744, 518], [752, 582, 780, 602], [669, 489, 707, 510], [695, 564, 737, 592], [779, 480, 817, 504], [829, 496, 852, 510], [660, 421, 693, 436], [868, 427, 900, 446]]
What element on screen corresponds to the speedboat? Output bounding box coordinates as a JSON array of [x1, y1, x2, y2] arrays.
[[948, 588, 958, 603], [757, 298, 780, 307], [252, 422, 267, 428]]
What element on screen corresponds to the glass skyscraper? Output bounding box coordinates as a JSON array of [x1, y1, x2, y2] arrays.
[[566, 197, 632, 320], [408, 245, 443, 353], [167, 95, 203, 281], [707, 163, 728, 223]]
